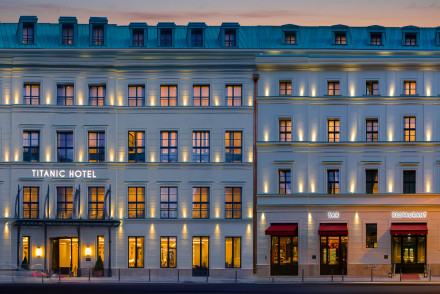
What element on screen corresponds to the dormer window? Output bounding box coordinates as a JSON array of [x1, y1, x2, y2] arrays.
[[132, 29, 144, 47], [191, 29, 203, 47], [92, 24, 104, 45], [160, 29, 173, 47], [62, 24, 74, 45], [224, 29, 236, 47], [22, 23, 34, 44], [370, 33, 382, 45], [405, 33, 417, 45], [335, 32, 347, 45], [284, 32, 296, 45]]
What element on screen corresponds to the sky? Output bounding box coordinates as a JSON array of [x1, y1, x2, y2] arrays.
[[0, 0, 439, 27]]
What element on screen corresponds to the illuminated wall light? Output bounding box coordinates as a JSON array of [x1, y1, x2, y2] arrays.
[[214, 97, 219, 106], [426, 183, 431, 193], [350, 184, 355, 193], [308, 213, 312, 223], [46, 96, 51, 104], [119, 152, 124, 162], [4, 223, 9, 234], [426, 88, 431, 96], [248, 209, 252, 218], [79, 151, 83, 162], [215, 154, 220, 163], [182, 224, 188, 233], [15, 94, 19, 104], [150, 207, 155, 218], [261, 213, 265, 220], [311, 183, 315, 193], [215, 224, 220, 234], [14, 152, 19, 161], [354, 212, 359, 224], [150, 154, 155, 162], [118, 99, 123, 106], [150, 97, 155, 106], [182, 208, 187, 218], [264, 131, 269, 142], [388, 130, 393, 141], [264, 183, 268, 193], [350, 88, 355, 97], [298, 131, 303, 142], [109, 152, 114, 162], [265, 88, 269, 96], [35, 247, 43, 257], [389, 88, 394, 96], [300, 88, 304, 96], [248, 152, 253, 163], [182, 152, 187, 162], [311, 132, 316, 142], [350, 130, 356, 142], [5, 96, 9, 104], [4, 151, 9, 162], [4, 209, 9, 218], [248, 98, 253, 106], [149, 224, 155, 233], [84, 247, 92, 257], [215, 208, 220, 218], [311, 88, 316, 97], [119, 208, 123, 219], [426, 131, 431, 141], [299, 184, 303, 193], [182, 97, 187, 106], [45, 150, 51, 162], [388, 183, 393, 193], [247, 224, 252, 234]]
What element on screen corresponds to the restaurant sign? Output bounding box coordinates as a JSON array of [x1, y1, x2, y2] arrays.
[[391, 212, 427, 219], [32, 169, 97, 179]]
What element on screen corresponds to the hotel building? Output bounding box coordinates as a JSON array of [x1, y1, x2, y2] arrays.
[[0, 16, 440, 278]]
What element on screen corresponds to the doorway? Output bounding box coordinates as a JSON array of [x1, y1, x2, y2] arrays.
[[392, 235, 426, 273], [51, 237, 78, 275], [192, 236, 209, 276], [320, 235, 347, 275]]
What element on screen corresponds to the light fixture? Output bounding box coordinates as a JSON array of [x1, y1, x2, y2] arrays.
[[35, 247, 43, 257], [85, 247, 92, 257]]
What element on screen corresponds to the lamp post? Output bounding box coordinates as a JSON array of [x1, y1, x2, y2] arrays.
[[85, 247, 92, 280]]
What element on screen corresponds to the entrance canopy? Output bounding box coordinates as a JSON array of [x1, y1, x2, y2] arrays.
[[318, 223, 348, 236], [390, 223, 428, 235], [265, 223, 298, 235]]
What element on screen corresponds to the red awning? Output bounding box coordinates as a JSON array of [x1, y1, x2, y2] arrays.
[[390, 223, 428, 235], [318, 223, 348, 236], [265, 224, 298, 236]]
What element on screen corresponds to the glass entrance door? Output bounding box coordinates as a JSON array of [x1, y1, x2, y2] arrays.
[[320, 235, 347, 275], [192, 236, 209, 276], [270, 236, 298, 275], [51, 237, 78, 276], [393, 235, 426, 273]]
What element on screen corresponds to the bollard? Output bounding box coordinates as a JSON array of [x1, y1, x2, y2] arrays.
[[178, 269, 180, 282], [342, 269, 344, 283], [118, 268, 120, 281], [272, 277, 274, 283], [429, 269, 431, 282], [206, 273, 208, 283], [59, 268, 61, 282], [331, 268, 334, 282], [302, 269, 304, 283], [149, 269, 151, 282], [400, 269, 402, 282], [235, 270, 238, 283], [371, 267, 373, 282], [88, 269, 91, 282]]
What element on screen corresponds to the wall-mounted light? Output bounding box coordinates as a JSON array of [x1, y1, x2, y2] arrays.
[[35, 247, 43, 257], [85, 247, 92, 257]]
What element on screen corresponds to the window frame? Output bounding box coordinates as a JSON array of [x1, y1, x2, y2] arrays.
[[192, 187, 210, 219], [327, 81, 340, 96], [22, 23, 34, 45], [160, 186, 178, 219], [404, 32, 417, 46], [327, 169, 340, 194], [403, 170, 416, 194], [160, 236, 177, 268], [57, 186, 74, 219], [160, 131, 178, 163], [365, 80, 379, 96], [284, 32, 296, 45], [88, 186, 105, 220], [88, 131, 106, 162], [89, 85, 106, 106], [279, 81, 292, 96], [132, 29, 145, 47], [92, 24, 105, 46], [160, 28, 173, 47], [369, 32, 382, 45], [366, 119, 378, 142], [327, 119, 340, 142], [57, 131, 74, 162], [191, 29, 204, 47], [193, 85, 210, 106], [128, 85, 145, 106], [365, 223, 378, 249], [62, 24, 74, 45], [23, 130, 40, 162], [23, 187, 39, 219], [279, 169, 292, 194], [403, 116, 416, 142], [279, 119, 292, 142], [334, 32, 347, 45], [160, 85, 178, 106], [224, 29, 236, 47], [57, 84, 74, 106], [127, 187, 145, 219], [225, 84, 242, 106], [128, 236, 144, 268], [365, 169, 378, 194], [23, 83, 40, 105], [403, 80, 417, 96], [225, 131, 242, 163], [128, 131, 145, 163], [225, 237, 241, 268], [225, 187, 242, 219], [193, 131, 210, 163]]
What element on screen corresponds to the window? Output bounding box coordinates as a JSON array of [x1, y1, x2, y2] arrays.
[[160, 131, 178, 162], [22, 23, 34, 44], [88, 131, 105, 162], [193, 131, 210, 163], [62, 24, 74, 45], [23, 84, 40, 105], [128, 85, 145, 106], [279, 120, 291, 142], [225, 131, 242, 163], [23, 187, 39, 219], [192, 236, 209, 276], [335, 32, 347, 44], [92, 24, 104, 45], [370, 33, 382, 45], [366, 169, 378, 194], [128, 187, 145, 219], [89, 85, 106, 106], [225, 237, 241, 268], [160, 29, 172, 47], [405, 33, 417, 45], [328, 119, 340, 142], [404, 116, 416, 142], [327, 170, 340, 194], [366, 119, 378, 142], [403, 81, 417, 95], [57, 132, 73, 162], [193, 85, 210, 106], [327, 81, 340, 96], [224, 29, 236, 47], [128, 236, 144, 268], [57, 85, 74, 105], [366, 81, 379, 96], [403, 170, 416, 194], [192, 187, 209, 219], [57, 187, 73, 219], [160, 187, 178, 219], [279, 81, 292, 95], [366, 224, 377, 248], [191, 29, 203, 47], [88, 187, 105, 219], [284, 32, 296, 45], [23, 131, 39, 162], [132, 29, 144, 47], [128, 131, 145, 162], [160, 85, 177, 106], [225, 187, 241, 219], [279, 170, 291, 194], [22, 236, 30, 268], [97, 236, 104, 262], [160, 237, 177, 268], [225, 85, 242, 106]]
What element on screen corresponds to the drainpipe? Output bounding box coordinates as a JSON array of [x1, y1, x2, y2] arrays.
[[252, 73, 260, 275]]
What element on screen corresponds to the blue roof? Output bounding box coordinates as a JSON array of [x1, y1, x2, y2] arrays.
[[1, 20, 439, 50]]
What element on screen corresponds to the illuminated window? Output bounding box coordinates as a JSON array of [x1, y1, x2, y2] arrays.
[[284, 32, 296, 45], [225, 237, 241, 268], [88, 187, 105, 219], [279, 120, 291, 142], [57, 85, 74, 105], [193, 131, 210, 162], [23, 84, 40, 105], [191, 29, 203, 47], [88, 131, 105, 162], [192, 187, 209, 219], [327, 81, 340, 96], [225, 85, 242, 106], [224, 29, 236, 47], [366, 224, 377, 248], [128, 187, 145, 219], [128, 131, 145, 162], [160, 131, 178, 162], [160, 85, 177, 106], [366, 169, 378, 194], [23, 187, 39, 219], [128, 85, 145, 106], [192, 236, 209, 276], [370, 33, 382, 45], [132, 29, 144, 47], [404, 116, 416, 141], [403, 81, 417, 95], [328, 119, 340, 142], [225, 131, 242, 163], [160, 236, 177, 268], [279, 81, 292, 95], [57, 132, 73, 162], [225, 187, 241, 219], [89, 85, 106, 106], [404, 33, 417, 45], [160, 28, 173, 47], [22, 23, 34, 44], [22, 236, 30, 269], [128, 236, 144, 268], [92, 24, 104, 45], [403, 170, 416, 194], [62, 24, 74, 45], [193, 85, 210, 106], [279, 170, 291, 194], [160, 187, 178, 219], [97, 236, 104, 262], [57, 187, 73, 219], [366, 119, 378, 142], [335, 32, 347, 44], [366, 81, 379, 96], [327, 170, 340, 194], [23, 131, 39, 162]]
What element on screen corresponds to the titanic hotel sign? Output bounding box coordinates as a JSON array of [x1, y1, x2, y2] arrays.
[[32, 169, 97, 179]]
